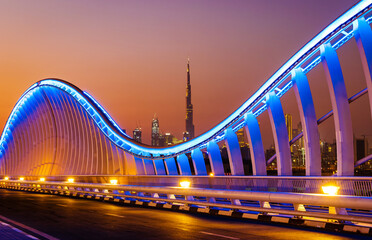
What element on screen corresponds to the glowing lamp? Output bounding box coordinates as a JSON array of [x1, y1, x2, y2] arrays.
[[67, 178, 74, 183], [322, 185, 340, 196], [209, 173, 214, 177], [19, 177, 24, 181], [39, 178, 45, 182], [110, 179, 118, 185], [4, 177, 9, 180], [180, 180, 191, 188]]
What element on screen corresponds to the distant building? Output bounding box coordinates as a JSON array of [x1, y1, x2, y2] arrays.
[[185, 59, 195, 140], [151, 115, 160, 146], [165, 133, 174, 146], [133, 128, 142, 143], [236, 128, 247, 147], [355, 137, 368, 161], [285, 114, 292, 152]]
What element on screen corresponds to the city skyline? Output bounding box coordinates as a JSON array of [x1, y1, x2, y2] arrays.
[[0, 0, 370, 147]]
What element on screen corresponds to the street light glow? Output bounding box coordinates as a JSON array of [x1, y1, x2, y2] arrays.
[[39, 177, 45, 182], [180, 181, 191, 188], [4, 177, 8, 180], [209, 173, 214, 177], [19, 177, 24, 181], [67, 178, 74, 183], [322, 185, 340, 196]]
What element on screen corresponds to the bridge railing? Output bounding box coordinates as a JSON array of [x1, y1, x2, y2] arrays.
[[2, 179, 372, 224], [4, 175, 372, 196]]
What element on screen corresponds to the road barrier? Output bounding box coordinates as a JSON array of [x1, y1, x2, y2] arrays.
[[2, 179, 372, 225]]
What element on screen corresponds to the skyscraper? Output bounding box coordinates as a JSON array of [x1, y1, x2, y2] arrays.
[[133, 127, 142, 143], [151, 115, 160, 146], [184, 58, 195, 140]]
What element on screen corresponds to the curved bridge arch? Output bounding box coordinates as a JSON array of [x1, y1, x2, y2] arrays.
[[1, 0, 372, 178]]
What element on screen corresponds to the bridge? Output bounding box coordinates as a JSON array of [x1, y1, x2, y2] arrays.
[[1, 0, 372, 238]]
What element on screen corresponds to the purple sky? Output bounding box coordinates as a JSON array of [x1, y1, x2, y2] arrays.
[[0, 0, 370, 146]]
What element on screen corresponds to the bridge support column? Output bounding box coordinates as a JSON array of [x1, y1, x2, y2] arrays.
[[143, 159, 155, 175], [206, 141, 224, 175], [177, 154, 192, 175], [353, 17, 372, 120], [224, 128, 244, 175], [320, 43, 354, 176], [243, 113, 266, 176], [154, 160, 166, 175], [267, 92, 292, 176], [191, 149, 207, 175], [292, 68, 321, 176], [164, 158, 178, 175]]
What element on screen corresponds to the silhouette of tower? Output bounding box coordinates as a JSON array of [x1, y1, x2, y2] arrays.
[[151, 115, 160, 146], [184, 58, 195, 140]]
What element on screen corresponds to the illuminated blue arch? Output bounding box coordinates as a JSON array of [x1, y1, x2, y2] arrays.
[[0, 0, 371, 164]]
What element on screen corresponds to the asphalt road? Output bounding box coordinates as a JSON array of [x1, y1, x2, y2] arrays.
[[0, 189, 369, 240]]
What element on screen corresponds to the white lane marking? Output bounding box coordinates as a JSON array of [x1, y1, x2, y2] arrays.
[[56, 204, 67, 207], [0, 215, 59, 240], [200, 231, 240, 240], [0, 220, 39, 239], [105, 213, 125, 218]]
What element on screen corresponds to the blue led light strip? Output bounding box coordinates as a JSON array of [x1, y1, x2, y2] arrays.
[[0, 0, 371, 160]]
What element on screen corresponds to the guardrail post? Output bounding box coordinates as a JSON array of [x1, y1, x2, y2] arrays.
[[191, 149, 207, 175], [292, 68, 321, 176], [224, 128, 244, 175], [167, 194, 176, 199], [206, 141, 225, 175], [320, 43, 354, 176], [294, 203, 306, 212], [243, 113, 266, 176], [176, 154, 192, 175], [231, 199, 241, 205], [259, 201, 271, 215], [354, 17, 372, 120], [266, 92, 292, 176]]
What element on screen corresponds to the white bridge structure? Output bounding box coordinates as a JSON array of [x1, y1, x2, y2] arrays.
[[1, 0, 372, 226]]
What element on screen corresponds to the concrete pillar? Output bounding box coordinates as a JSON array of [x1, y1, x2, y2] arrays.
[[164, 158, 178, 175], [353, 17, 372, 120], [154, 159, 166, 175], [176, 154, 192, 175], [143, 159, 155, 175], [224, 128, 244, 175], [206, 141, 224, 175], [292, 68, 321, 176], [266, 92, 292, 176], [320, 43, 354, 176], [243, 113, 266, 176], [191, 149, 207, 175]]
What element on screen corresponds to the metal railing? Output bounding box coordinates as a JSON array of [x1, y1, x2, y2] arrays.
[[2, 179, 372, 224], [6, 175, 371, 196]]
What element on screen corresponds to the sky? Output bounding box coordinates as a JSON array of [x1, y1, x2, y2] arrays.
[[0, 0, 370, 146]]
